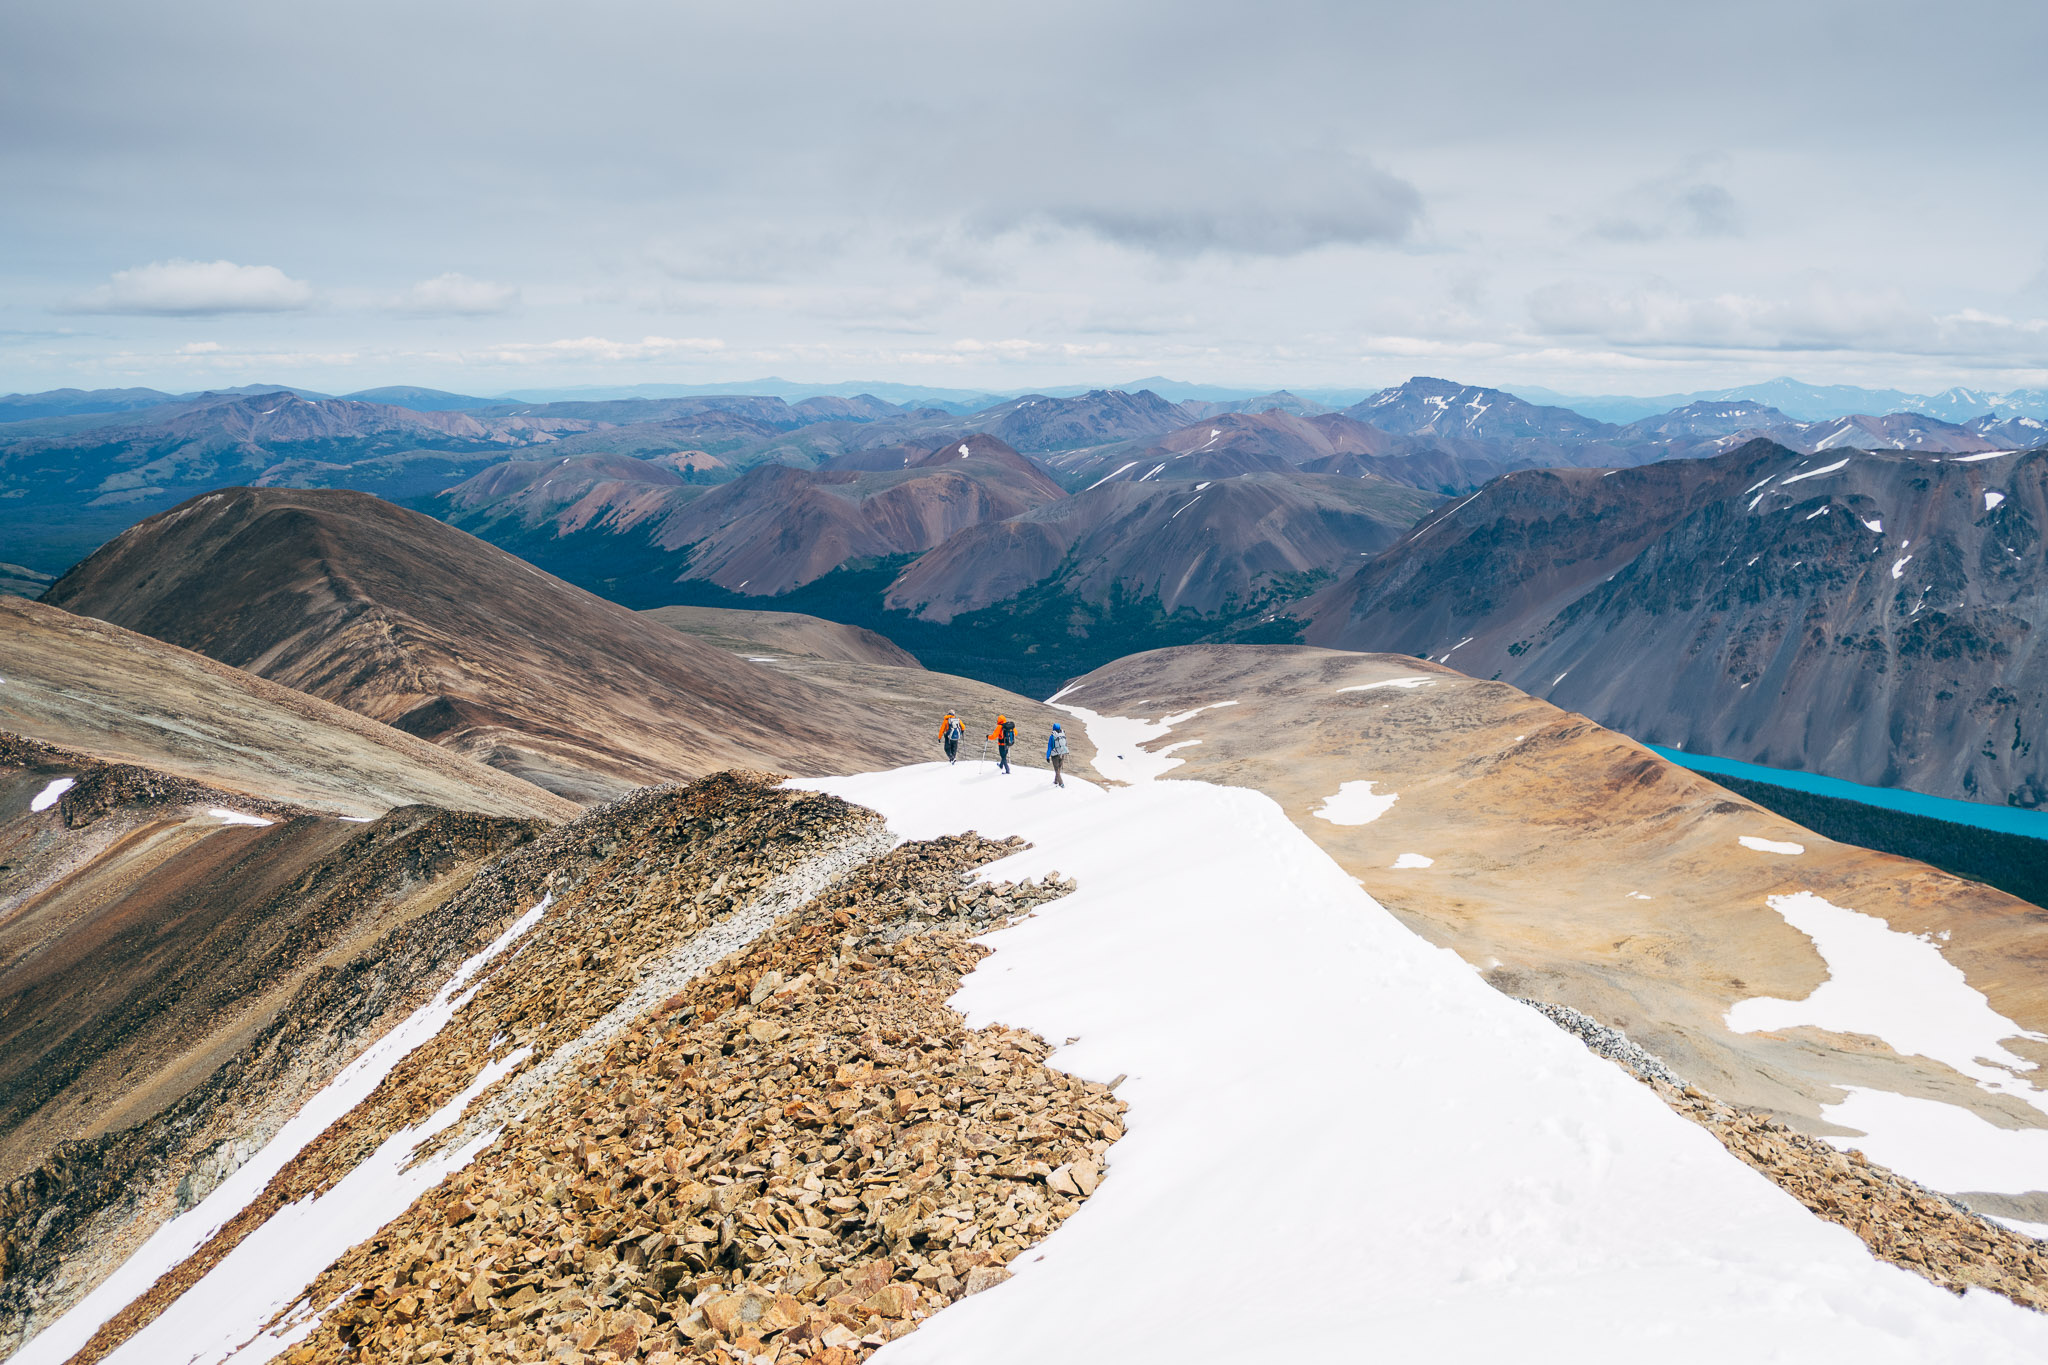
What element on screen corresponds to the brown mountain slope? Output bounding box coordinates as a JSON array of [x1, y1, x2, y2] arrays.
[[886, 470, 1440, 622], [638, 604, 921, 667], [40, 490, 909, 801], [1055, 644, 2048, 1215], [41, 488, 1086, 801], [0, 597, 574, 820], [1297, 439, 2048, 806], [439, 434, 1065, 600]]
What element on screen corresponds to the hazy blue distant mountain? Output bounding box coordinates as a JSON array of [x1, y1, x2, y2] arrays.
[[1350, 377, 1618, 441], [0, 387, 178, 423], [0, 383, 336, 425], [494, 379, 1010, 409], [1513, 378, 2048, 424], [340, 385, 503, 412]]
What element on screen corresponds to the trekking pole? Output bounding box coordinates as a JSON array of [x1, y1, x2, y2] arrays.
[[978, 737, 988, 771]]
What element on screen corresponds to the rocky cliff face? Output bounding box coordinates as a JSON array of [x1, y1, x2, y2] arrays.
[[1301, 440, 2048, 806]]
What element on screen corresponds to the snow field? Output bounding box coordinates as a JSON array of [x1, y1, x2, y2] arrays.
[[797, 752, 2048, 1361], [16, 898, 553, 1365], [1738, 835, 1804, 855]]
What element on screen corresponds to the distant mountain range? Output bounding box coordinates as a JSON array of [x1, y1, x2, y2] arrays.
[[16, 372, 2048, 427], [8, 371, 2047, 767], [1513, 378, 2048, 424]]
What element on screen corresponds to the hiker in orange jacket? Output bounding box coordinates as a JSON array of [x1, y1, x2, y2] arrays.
[[988, 715, 1016, 774], [940, 712, 963, 764]]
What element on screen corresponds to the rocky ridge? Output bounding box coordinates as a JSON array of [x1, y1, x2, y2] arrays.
[[281, 837, 1108, 1364], [50, 772, 1118, 1364]]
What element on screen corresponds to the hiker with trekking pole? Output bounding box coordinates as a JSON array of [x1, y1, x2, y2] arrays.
[[940, 711, 964, 764], [1046, 722, 1068, 787], [989, 714, 1015, 774]]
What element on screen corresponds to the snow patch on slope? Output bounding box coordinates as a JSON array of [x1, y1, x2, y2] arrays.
[[1727, 891, 2048, 1193], [1337, 676, 1433, 693], [29, 776, 73, 812], [1312, 781, 1398, 826]]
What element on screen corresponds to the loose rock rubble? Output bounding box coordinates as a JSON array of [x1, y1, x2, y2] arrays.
[[1527, 998, 2048, 1312], [65, 773, 885, 1364], [1516, 999, 1686, 1089], [61, 771, 1122, 1364], [1659, 1082, 2048, 1310], [285, 833, 1116, 1363]]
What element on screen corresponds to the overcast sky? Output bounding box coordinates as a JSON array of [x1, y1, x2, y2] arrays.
[[4, 0, 2044, 397]]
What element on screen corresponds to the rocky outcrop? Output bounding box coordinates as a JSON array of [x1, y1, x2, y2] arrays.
[[0, 783, 546, 1352]]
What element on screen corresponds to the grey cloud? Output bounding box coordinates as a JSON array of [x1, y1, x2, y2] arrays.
[[1590, 176, 1743, 243], [1024, 163, 1423, 258], [5, 0, 2048, 392]]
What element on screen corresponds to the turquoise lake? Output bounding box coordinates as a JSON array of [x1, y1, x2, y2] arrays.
[[1647, 745, 2048, 843]]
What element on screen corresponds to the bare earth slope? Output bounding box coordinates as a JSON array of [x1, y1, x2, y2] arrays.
[[1301, 440, 2048, 806], [40, 488, 953, 802], [1055, 643, 2048, 1220], [638, 605, 922, 667], [0, 597, 575, 821], [438, 434, 1065, 600]]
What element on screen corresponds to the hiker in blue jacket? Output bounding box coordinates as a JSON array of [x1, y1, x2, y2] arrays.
[[1046, 723, 1068, 787]]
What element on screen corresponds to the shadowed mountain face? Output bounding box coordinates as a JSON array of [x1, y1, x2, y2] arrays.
[[887, 471, 1439, 622], [39, 489, 943, 802], [1044, 408, 1538, 494], [432, 428, 1443, 695], [1298, 439, 2048, 806]]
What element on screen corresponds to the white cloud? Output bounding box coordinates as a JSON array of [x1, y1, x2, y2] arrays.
[[72, 259, 314, 315], [391, 272, 520, 316]]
